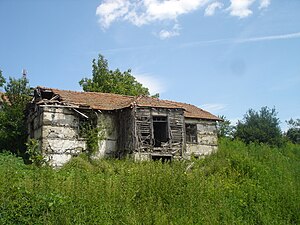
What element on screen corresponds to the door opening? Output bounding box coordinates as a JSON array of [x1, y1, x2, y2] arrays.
[[153, 116, 168, 147]]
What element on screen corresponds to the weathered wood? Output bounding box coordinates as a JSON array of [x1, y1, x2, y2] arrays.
[[132, 107, 184, 157]]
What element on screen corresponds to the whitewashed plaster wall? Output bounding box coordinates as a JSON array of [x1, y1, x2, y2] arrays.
[[92, 112, 118, 159], [39, 107, 118, 167], [41, 106, 86, 167], [185, 118, 218, 158]]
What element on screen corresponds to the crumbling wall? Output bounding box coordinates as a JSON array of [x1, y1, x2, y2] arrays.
[[185, 118, 218, 158], [93, 112, 118, 158], [29, 106, 118, 167], [41, 106, 86, 167]]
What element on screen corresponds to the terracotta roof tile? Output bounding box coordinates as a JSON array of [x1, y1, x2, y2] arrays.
[[39, 87, 134, 110], [133, 96, 183, 109], [166, 101, 222, 120], [37, 87, 221, 121]]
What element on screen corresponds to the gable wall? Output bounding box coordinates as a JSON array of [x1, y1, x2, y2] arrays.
[[184, 118, 218, 158]]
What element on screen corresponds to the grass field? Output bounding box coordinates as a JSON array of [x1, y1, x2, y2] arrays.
[[0, 139, 299, 224]]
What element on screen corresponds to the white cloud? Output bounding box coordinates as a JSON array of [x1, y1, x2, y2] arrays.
[[96, 0, 272, 38], [96, 0, 130, 29], [134, 73, 166, 95], [158, 24, 180, 39], [227, 0, 272, 18], [142, 0, 208, 22], [205, 2, 223, 16], [200, 103, 227, 113], [227, 0, 255, 18], [158, 29, 179, 40], [259, 0, 271, 9], [97, 0, 209, 29]]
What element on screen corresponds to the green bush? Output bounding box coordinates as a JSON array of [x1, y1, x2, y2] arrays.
[[0, 140, 299, 224]]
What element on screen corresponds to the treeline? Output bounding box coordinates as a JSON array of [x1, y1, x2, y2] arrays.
[[217, 107, 300, 146]]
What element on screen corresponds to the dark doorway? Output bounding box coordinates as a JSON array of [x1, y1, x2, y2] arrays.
[[153, 116, 168, 147]]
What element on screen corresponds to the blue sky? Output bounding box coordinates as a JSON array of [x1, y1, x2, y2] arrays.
[[0, 0, 299, 130]]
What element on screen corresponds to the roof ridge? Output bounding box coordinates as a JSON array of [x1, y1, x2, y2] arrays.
[[37, 86, 137, 98]]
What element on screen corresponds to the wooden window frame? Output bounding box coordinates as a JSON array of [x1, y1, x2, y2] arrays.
[[185, 123, 198, 144]]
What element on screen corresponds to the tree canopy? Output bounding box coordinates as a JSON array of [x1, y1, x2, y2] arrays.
[[286, 118, 300, 144], [216, 115, 235, 138], [0, 70, 5, 87], [79, 54, 157, 97], [0, 74, 31, 156], [234, 106, 282, 146]]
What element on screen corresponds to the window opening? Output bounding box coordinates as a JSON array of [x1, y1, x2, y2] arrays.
[[153, 116, 169, 147], [186, 123, 198, 143]]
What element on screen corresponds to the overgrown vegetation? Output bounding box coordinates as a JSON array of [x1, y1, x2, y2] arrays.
[[26, 139, 45, 167], [79, 113, 109, 158], [0, 139, 299, 224]]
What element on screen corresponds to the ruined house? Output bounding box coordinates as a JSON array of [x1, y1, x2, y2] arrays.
[[27, 87, 222, 167]]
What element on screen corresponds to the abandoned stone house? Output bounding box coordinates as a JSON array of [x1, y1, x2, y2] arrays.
[[27, 87, 221, 167]]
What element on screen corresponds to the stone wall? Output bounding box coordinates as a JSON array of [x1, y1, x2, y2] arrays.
[[40, 106, 86, 167], [28, 106, 118, 167], [185, 118, 218, 158]]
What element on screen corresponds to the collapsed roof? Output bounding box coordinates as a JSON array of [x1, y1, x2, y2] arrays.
[[33, 87, 221, 121]]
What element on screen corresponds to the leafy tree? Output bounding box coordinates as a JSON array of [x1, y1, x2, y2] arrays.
[[285, 118, 300, 144], [216, 115, 235, 138], [0, 70, 5, 87], [0, 75, 31, 156], [234, 106, 282, 146], [79, 54, 158, 97]]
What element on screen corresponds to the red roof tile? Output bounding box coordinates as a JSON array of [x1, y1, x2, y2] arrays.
[[38, 87, 134, 110], [166, 101, 221, 120], [36, 87, 221, 121]]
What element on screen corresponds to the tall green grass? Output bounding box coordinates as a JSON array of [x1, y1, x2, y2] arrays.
[[0, 140, 299, 224]]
